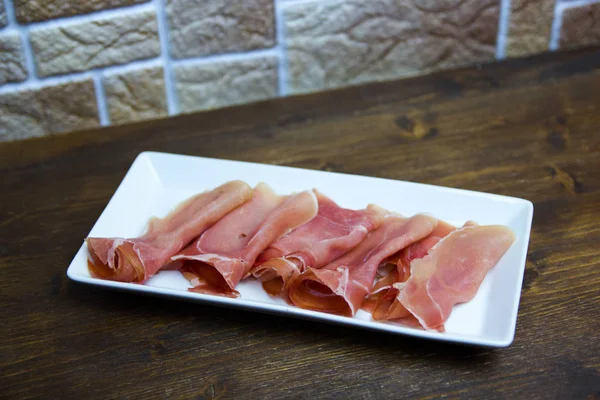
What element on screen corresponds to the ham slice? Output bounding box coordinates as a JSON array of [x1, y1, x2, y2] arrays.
[[368, 220, 457, 320], [86, 180, 252, 283], [288, 214, 438, 316], [173, 183, 318, 296], [396, 225, 515, 331], [252, 190, 387, 296]]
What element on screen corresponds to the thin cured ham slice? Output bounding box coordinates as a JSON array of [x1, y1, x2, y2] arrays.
[[288, 214, 438, 316], [397, 220, 457, 280], [368, 220, 457, 320], [86, 180, 253, 283], [396, 225, 515, 331], [173, 183, 318, 297], [252, 190, 387, 296], [173, 183, 282, 296]]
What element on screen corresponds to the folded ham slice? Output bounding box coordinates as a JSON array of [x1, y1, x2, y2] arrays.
[[86, 180, 252, 283], [252, 190, 387, 296], [368, 220, 457, 320], [172, 183, 318, 297], [396, 224, 515, 331], [288, 214, 438, 316]]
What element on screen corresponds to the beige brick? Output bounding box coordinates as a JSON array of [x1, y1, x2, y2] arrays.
[[175, 56, 278, 113], [0, 1, 6, 28], [0, 91, 45, 141], [284, 0, 500, 94], [15, 0, 150, 23], [30, 10, 160, 77], [104, 66, 168, 124], [0, 79, 99, 141], [167, 0, 275, 58], [560, 3, 600, 50], [506, 0, 554, 58], [0, 33, 28, 84]]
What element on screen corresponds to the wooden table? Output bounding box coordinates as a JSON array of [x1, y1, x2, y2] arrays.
[[2, 47, 599, 399]]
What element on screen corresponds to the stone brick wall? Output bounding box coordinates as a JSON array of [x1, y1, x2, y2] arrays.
[[1, 0, 599, 141]]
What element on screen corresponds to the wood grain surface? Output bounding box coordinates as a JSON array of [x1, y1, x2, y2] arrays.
[[1, 47, 599, 399]]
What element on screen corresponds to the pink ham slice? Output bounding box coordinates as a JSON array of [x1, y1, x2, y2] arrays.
[[172, 183, 318, 297], [86, 180, 253, 283], [252, 190, 387, 296], [368, 220, 457, 320], [288, 214, 438, 316], [396, 224, 515, 331]]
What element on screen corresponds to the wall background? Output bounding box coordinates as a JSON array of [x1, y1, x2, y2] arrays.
[[1, 0, 599, 142]]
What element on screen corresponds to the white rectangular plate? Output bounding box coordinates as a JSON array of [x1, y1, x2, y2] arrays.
[[67, 151, 533, 348]]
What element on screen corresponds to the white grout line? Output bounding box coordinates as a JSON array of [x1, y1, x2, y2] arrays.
[[154, 0, 178, 115], [550, 0, 565, 51], [93, 73, 111, 126], [0, 57, 163, 94], [496, 0, 511, 59], [0, 72, 91, 94], [19, 30, 38, 80], [172, 48, 280, 68], [0, 73, 103, 107], [275, 0, 290, 96], [3, 0, 16, 25], [101, 58, 163, 77]]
